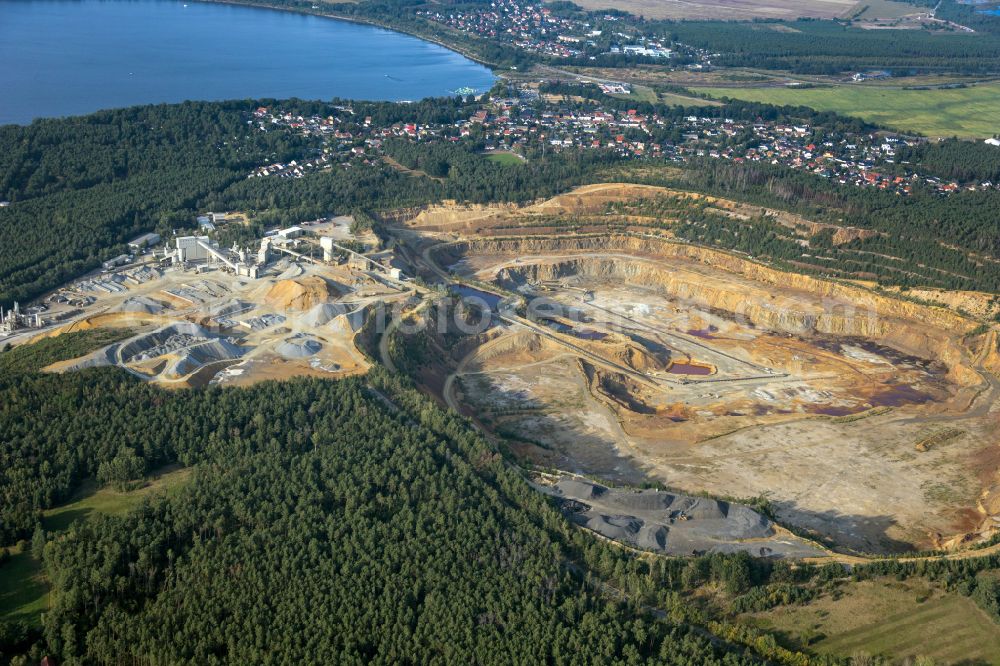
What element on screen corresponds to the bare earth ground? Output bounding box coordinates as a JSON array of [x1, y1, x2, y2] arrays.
[[25, 183, 1000, 558], [400, 184, 1000, 555], [453, 267, 996, 552]]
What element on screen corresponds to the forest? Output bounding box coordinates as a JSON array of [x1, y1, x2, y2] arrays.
[[3, 328, 998, 664], [896, 138, 1000, 183], [936, 0, 1000, 36], [0, 332, 789, 665], [651, 18, 1000, 75], [617, 159, 1000, 293], [0, 101, 313, 307], [599, 190, 999, 292], [0, 98, 611, 307]]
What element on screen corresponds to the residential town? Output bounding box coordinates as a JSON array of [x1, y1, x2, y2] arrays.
[[416, 1, 680, 62], [247, 86, 997, 197]]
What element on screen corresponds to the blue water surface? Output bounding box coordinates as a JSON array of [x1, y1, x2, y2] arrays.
[[0, 0, 495, 124]]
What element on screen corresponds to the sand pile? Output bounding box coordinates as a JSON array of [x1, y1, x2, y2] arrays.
[[613, 343, 667, 373], [265, 277, 331, 311]]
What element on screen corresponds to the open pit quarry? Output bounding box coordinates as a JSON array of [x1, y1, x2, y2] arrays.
[[15, 185, 1000, 559], [35, 249, 405, 388], [388, 186, 1000, 556]]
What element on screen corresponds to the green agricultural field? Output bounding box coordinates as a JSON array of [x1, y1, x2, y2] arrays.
[[703, 83, 1000, 138], [746, 578, 1000, 665], [0, 465, 192, 627]]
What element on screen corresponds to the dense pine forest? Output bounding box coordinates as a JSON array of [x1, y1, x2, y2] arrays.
[[622, 159, 1000, 293], [0, 333, 784, 664], [2, 329, 999, 663], [2, 0, 1000, 661], [663, 20, 1000, 75], [896, 139, 1000, 184]]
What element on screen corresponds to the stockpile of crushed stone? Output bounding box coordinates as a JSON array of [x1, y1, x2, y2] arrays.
[[166, 338, 246, 378], [541, 476, 825, 559], [276, 263, 304, 280], [557, 478, 606, 500], [329, 307, 367, 334], [117, 322, 247, 380], [301, 302, 347, 327], [115, 296, 166, 314], [119, 322, 208, 362], [275, 334, 323, 359], [212, 299, 251, 319]]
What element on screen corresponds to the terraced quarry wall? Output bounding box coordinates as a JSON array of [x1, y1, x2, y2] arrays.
[[442, 234, 983, 386], [434, 233, 1000, 552]]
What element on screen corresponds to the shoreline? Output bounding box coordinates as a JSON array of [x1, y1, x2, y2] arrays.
[[194, 0, 504, 74]]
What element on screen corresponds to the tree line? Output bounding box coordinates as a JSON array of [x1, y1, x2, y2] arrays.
[[0, 333, 780, 665], [625, 159, 1000, 293], [662, 19, 1000, 75]]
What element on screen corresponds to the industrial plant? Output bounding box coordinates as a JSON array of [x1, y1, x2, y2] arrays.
[[8, 212, 411, 390]]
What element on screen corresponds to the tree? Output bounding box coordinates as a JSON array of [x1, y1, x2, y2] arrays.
[[30, 526, 46, 561], [97, 448, 146, 491]]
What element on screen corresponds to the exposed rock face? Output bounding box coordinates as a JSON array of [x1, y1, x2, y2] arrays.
[[401, 202, 519, 232], [442, 234, 985, 386], [982, 331, 1000, 377]]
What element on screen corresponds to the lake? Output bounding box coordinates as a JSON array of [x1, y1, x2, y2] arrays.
[[0, 0, 495, 125]]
